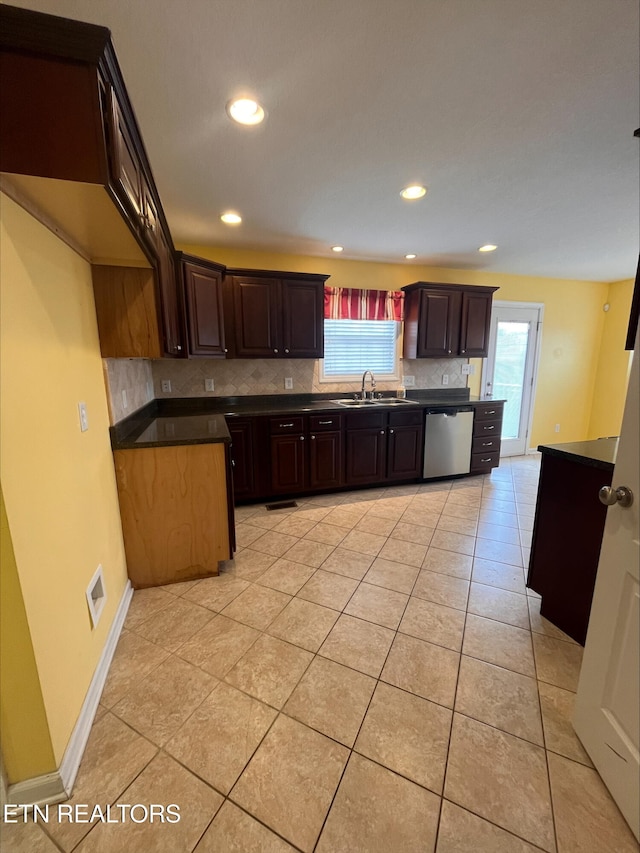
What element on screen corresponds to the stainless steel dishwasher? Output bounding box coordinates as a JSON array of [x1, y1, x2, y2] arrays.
[[423, 406, 474, 478]]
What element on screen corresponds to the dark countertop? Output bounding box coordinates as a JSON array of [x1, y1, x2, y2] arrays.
[[538, 437, 618, 470], [110, 390, 505, 450]]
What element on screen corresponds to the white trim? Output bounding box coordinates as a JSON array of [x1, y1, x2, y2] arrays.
[[6, 581, 133, 807]]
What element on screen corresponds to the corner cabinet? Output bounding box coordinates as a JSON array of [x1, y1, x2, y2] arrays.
[[179, 254, 227, 358], [402, 282, 498, 359], [224, 269, 328, 358]]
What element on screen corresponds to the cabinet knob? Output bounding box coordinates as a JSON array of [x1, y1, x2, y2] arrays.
[[300, 435, 305, 441], [176, 345, 182, 351], [224, 348, 228, 353], [448, 349, 452, 354], [461, 349, 466, 354], [389, 429, 394, 434], [380, 430, 385, 435], [274, 348, 279, 353], [311, 435, 316, 440], [284, 349, 289, 354]]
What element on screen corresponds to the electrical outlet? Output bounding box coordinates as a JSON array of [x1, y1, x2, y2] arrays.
[[78, 401, 89, 432], [404, 375, 415, 387], [442, 374, 449, 386], [284, 377, 293, 390], [121, 389, 128, 409], [461, 364, 471, 375], [161, 379, 171, 393], [555, 423, 560, 433], [205, 378, 215, 392]]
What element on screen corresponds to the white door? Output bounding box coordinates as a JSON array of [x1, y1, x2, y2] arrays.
[[482, 302, 543, 456], [573, 336, 639, 841]]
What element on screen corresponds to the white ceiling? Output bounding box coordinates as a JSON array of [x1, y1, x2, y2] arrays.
[[12, 0, 640, 281]]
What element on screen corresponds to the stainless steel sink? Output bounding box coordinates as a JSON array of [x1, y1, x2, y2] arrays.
[[331, 399, 379, 407], [331, 398, 420, 408]]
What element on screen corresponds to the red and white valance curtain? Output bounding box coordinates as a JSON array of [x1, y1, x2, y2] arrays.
[[324, 286, 404, 321]]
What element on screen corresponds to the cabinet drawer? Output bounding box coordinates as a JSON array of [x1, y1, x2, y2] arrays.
[[471, 450, 500, 471], [270, 416, 305, 434], [309, 414, 343, 431], [472, 435, 501, 453], [475, 403, 503, 421], [389, 409, 423, 427], [473, 418, 501, 437], [346, 411, 386, 430]]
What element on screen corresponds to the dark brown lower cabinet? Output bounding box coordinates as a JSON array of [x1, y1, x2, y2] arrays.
[[270, 433, 307, 493], [387, 424, 422, 480], [226, 418, 256, 500], [309, 430, 343, 490], [345, 427, 387, 485]]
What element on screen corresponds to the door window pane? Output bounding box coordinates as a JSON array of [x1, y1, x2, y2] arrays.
[[493, 321, 530, 439]]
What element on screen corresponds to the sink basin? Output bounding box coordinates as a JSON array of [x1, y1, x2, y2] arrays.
[[331, 399, 379, 407], [331, 398, 420, 408]]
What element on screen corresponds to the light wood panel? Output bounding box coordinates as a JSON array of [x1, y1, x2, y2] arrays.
[[113, 443, 230, 588], [92, 264, 162, 358]]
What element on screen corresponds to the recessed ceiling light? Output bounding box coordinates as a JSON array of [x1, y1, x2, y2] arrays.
[[331, 246, 344, 253], [405, 253, 417, 260], [220, 212, 242, 225], [400, 185, 427, 200], [226, 98, 265, 125], [478, 244, 498, 252]]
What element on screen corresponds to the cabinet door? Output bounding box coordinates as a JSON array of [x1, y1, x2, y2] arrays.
[[281, 279, 324, 358], [387, 424, 422, 480], [345, 428, 387, 485], [460, 291, 493, 357], [418, 289, 461, 357], [232, 276, 280, 357], [183, 262, 226, 357], [270, 434, 307, 493], [156, 228, 184, 357], [109, 89, 144, 221], [227, 419, 256, 500], [309, 430, 343, 490]]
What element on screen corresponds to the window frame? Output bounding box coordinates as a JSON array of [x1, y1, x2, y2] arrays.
[[318, 318, 402, 384]]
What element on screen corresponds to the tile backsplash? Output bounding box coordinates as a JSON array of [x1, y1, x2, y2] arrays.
[[103, 358, 154, 424]]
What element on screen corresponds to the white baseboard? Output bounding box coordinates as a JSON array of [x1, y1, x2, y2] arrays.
[[6, 580, 133, 806]]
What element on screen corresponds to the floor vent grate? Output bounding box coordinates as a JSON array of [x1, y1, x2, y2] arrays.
[[265, 500, 298, 511]]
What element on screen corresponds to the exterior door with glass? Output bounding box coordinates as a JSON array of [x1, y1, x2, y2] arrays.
[[482, 302, 543, 456]]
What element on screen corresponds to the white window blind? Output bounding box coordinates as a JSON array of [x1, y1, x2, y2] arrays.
[[322, 319, 399, 379]]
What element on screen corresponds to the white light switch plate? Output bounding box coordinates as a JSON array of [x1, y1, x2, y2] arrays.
[[284, 378, 293, 390], [205, 378, 215, 392], [442, 375, 449, 386], [78, 402, 89, 432]]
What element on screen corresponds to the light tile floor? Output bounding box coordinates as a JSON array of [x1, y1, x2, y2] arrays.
[[4, 456, 639, 853]]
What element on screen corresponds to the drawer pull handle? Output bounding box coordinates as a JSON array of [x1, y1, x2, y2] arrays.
[[319, 420, 333, 425], [483, 425, 495, 430], [485, 410, 496, 414], [481, 457, 492, 463], [280, 423, 294, 428], [481, 441, 493, 447]]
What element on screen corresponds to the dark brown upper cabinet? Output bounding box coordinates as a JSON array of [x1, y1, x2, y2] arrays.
[[179, 254, 227, 358], [402, 282, 498, 359], [0, 4, 185, 358], [225, 269, 329, 358]]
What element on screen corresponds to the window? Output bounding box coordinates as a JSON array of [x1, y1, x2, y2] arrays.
[[320, 319, 400, 382]]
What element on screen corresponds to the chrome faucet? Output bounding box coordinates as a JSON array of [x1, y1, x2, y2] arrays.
[[361, 370, 376, 400]]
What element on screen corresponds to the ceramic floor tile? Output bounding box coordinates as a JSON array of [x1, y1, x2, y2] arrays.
[[220, 583, 291, 630], [412, 569, 470, 611], [377, 537, 428, 568], [389, 520, 435, 546], [0, 822, 61, 853], [123, 587, 174, 629], [463, 614, 535, 677], [272, 515, 318, 537], [481, 497, 517, 514], [477, 521, 521, 545], [444, 714, 555, 852], [159, 579, 200, 596], [472, 557, 526, 593], [455, 655, 543, 745], [284, 656, 376, 746], [478, 509, 520, 529], [422, 547, 473, 579], [74, 752, 223, 853], [111, 654, 216, 746], [431, 528, 476, 556], [439, 502, 480, 521], [316, 753, 440, 853], [355, 513, 398, 536], [183, 575, 250, 611], [131, 596, 213, 652], [548, 752, 639, 853], [177, 613, 260, 678], [400, 506, 443, 528], [340, 528, 388, 556], [436, 514, 478, 536], [322, 507, 365, 529], [381, 633, 460, 708], [194, 801, 297, 853], [446, 491, 481, 508], [527, 596, 578, 643], [250, 529, 301, 558], [242, 511, 290, 531], [355, 681, 451, 793], [319, 613, 395, 677], [475, 537, 523, 567], [303, 521, 347, 546], [223, 548, 278, 581], [43, 712, 157, 851], [296, 569, 359, 610], [165, 682, 277, 794], [294, 505, 333, 522], [231, 714, 349, 853], [363, 557, 420, 593], [538, 681, 593, 766], [320, 547, 373, 580], [100, 630, 170, 708], [256, 557, 316, 594], [283, 538, 335, 568], [267, 597, 339, 652], [399, 596, 465, 651], [467, 582, 530, 629], [533, 633, 583, 692], [224, 633, 313, 708], [436, 800, 543, 852], [235, 522, 268, 548], [344, 581, 408, 629]]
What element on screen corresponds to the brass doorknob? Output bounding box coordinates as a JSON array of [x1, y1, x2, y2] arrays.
[[598, 485, 634, 508]]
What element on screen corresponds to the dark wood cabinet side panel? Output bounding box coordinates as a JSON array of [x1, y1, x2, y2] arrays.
[[184, 265, 226, 357], [227, 419, 256, 500], [309, 431, 343, 490], [387, 424, 423, 480], [0, 52, 108, 183]]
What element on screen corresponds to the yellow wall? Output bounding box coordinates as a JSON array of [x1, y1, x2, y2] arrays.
[[180, 243, 620, 447], [0, 194, 129, 778], [0, 488, 56, 782], [587, 278, 635, 439]]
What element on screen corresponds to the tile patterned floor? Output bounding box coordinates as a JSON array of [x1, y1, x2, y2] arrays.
[[4, 456, 639, 853]]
